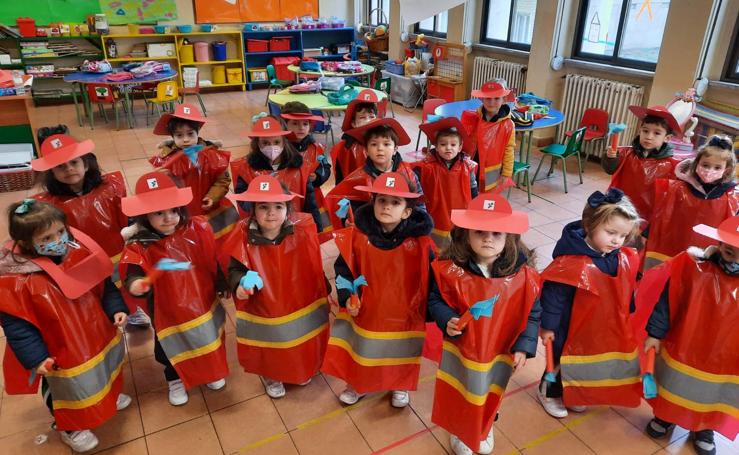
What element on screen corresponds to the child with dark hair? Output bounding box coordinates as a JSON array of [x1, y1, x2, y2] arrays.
[[602, 105, 681, 223], [280, 101, 331, 188], [0, 199, 130, 453], [150, 103, 238, 243], [330, 89, 381, 184], [119, 173, 230, 407]]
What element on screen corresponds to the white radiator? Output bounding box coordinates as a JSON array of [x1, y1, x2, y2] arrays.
[[471, 56, 527, 93], [560, 74, 645, 158]]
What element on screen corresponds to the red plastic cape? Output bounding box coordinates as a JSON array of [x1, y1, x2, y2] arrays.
[[430, 260, 540, 451], [330, 139, 366, 182], [220, 213, 329, 384], [462, 112, 514, 191], [230, 158, 309, 217]]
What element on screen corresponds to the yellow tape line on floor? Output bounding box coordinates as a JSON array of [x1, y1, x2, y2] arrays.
[[504, 407, 608, 455]]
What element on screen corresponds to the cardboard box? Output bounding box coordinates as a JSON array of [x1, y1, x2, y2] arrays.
[[147, 43, 176, 58]]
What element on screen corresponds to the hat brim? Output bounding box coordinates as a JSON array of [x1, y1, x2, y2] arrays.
[[345, 118, 411, 146], [342, 97, 380, 131], [693, 223, 739, 248], [240, 130, 292, 138], [471, 88, 511, 99], [451, 210, 529, 234], [280, 113, 324, 122], [419, 117, 474, 154], [628, 106, 682, 135], [354, 184, 420, 199], [121, 186, 193, 217], [227, 191, 302, 203], [153, 112, 206, 136], [32, 139, 95, 171]]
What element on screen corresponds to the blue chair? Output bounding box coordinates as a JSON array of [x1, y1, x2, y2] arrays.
[[267, 101, 281, 118], [532, 127, 586, 193], [310, 109, 335, 147]]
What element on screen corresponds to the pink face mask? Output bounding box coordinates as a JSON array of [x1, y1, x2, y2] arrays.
[[696, 167, 724, 184], [260, 145, 283, 161]]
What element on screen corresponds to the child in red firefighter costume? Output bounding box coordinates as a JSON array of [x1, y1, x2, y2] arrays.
[[413, 117, 479, 249], [537, 188, 642, 419], [221, 175, 330, 399], [330, 88, 381, 184], [0, 200, 130, 453], [636, 216, 739, 455], [461, 81, 515, 192], [231, 114, 322, 228], [602, 105, 680, 223], [323, 118, 424, 232], [427, 192, 541, 455], [149, 103, 239, 243], [643, 135, 738, 271], [119, 172, 230, 407], [280, 101, 332, 188]]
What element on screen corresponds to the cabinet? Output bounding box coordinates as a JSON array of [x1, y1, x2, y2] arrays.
[[427, 77, 464, 103]]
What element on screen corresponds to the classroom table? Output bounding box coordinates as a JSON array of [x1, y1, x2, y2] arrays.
[[63, 69, 178, 129], [268, 88, 387, 112], [287, 64, 376, 86]]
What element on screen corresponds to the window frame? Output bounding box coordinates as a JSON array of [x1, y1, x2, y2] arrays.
[[722, 19, 739, 83], [414, 13, 448, 39], [479, 0, 534, 51], [572, 0, 669, 71], [368, 0, 390, 26]]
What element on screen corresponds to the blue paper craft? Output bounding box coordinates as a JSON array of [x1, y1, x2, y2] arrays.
[[317, 154, 327, 163], [240, 270, 264, 291], [544, 371, 557, 382], [182, 144, 205, 166], [643, 373, 657, 399], [335, 275, 368, 295], [28, 370, 38, 386], [155, 258, 192, 271], [470, 294, 499, 320], [335, 198, 351, 218]]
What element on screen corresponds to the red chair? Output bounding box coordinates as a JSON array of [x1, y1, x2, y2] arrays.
[[564, 108, 608, 163], [85, 83, 126, 130], [415, 98, 447, 150]]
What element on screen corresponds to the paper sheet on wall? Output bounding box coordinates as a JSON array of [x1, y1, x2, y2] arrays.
[[100, 0, 178, 25], [399, 0, 465, 26]]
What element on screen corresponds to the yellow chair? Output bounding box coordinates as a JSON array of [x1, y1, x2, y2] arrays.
[[145, 81, 179, 126]]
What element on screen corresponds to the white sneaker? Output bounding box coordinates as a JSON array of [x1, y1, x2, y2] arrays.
[[126, 307, 151, 327], [478, 428, 495, 454], [338, 385, 365, 405], [537, 382, 568, 418], [391, 390, 410, 408], [59, 429, 99, 453], [206, 378, 226, 390], [116, 393, 132, 411], [167, 379, 189, 406], [449, 435, 474, 455], [263, 378, 286, 398], [298, 378, 312, 386], [568, 405, 587, 413]]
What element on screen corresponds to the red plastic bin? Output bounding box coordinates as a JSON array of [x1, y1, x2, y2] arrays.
[[269, 36, 292, 51], [16, 18, 37, 37], [246, 39, 269, 53], [271, 56, 300, 81]]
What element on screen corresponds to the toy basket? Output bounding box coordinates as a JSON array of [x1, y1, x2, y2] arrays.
[[363, 8, 389, 53], [0, 143, 35, 193]]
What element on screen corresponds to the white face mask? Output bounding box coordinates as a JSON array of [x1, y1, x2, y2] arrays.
[[696, 167, 724, 184], [260, 145, 283, 161]]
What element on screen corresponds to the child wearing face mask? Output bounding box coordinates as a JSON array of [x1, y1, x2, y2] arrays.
[[330, 89, 381, 184], [636, 216, 739, 455], [149, 104, 238, 243], [427, 192, 541, 455], [220, 175, 330, 399], [643, 135, 738, 271], [29, 134, 151, 328], [230, 114, 321, 228], [537, 189, 643, 419], [0, 200, 130, 453], [119, 173, 230, 407], [323, 173, 435, 408], [413, 117, 479, 249]]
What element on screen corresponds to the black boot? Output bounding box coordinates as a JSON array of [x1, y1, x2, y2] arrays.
[[692, 430, 716, 455], [645, 417, 674, 438]]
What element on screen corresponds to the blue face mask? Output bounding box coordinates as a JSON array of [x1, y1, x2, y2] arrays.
[[34, 230, 71, 257]]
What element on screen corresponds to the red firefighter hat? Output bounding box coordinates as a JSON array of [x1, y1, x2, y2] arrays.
[[355, 172, 420, 199], [153, 103, 207, 135], [227, 175, 302, 203], [628, 105, 682, 136], [342, 89, 382, 131], [451, 192, 529, 234], [32, 134, 95, 171], [280, 111, 324, 123], [471, 81, 511, 99], [121, 172, 193, 216], [419, 117, 474, 154], [344, 118, 411, 147], [693, 216, 739, 249], [242, 115, 291, 138]]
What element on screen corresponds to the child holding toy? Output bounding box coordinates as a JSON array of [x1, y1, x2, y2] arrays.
[[428, 192, 541, 455], [323, 173, 435, 408], [119, 173, 229, 407]]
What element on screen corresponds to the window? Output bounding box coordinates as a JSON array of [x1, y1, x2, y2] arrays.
[[415, 11, 448, 38], [369, 0, 390, 26], [480, 0, 537, 50], [573, 0, 671, 70], [723, 19, 739, 83]]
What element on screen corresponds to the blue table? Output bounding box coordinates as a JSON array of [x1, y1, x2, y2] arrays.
[[64, 70, 178, 129]]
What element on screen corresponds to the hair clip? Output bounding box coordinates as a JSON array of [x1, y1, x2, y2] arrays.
[[251, 112, 269, 124], [14, 198, 36, 214], [707, 135, 733, 150], [587, 188, 624, 208]]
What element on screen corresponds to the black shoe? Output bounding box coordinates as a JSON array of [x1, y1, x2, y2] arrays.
[[645, 418, 675, 438], [692, 430, 716, 455]]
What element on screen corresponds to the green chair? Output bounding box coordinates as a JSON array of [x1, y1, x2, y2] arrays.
[[508, 161, 532, 202], [265, 65, 286, 106], [531, 127, 586, 193], [374, 77, 394, 118]]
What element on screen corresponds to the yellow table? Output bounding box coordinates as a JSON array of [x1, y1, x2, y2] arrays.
[[268, 88, 387, 112], [287, 63, 376, 86]]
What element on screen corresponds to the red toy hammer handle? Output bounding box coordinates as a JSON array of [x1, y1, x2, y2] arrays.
[[456, 311, 473, 331], [610, 132, 620, 150], [545, 339, 555, 374], [644, 348, 656, 376]]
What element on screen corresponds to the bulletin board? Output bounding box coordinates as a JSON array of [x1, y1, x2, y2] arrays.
[[194, 0, 318, 23], [0, 0, 101, 25], [101, 0, 178, 25]]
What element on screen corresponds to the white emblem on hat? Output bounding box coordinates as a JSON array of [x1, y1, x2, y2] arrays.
[[146, 178, 159, 189], [50, 138, 63, 149], [363, 94, 371, 100], [483, 200, 496, 210], [262, 120, 271, 129], [183, 107, 191, 114], [259, 182, 270, 191], [385, 177, 396, 188]]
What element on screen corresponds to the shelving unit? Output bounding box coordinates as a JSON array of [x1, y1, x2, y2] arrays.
[[243, 28, 357, 90]]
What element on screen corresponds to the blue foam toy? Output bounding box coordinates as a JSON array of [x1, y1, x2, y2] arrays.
[[155, 258, 192, 271], [335, 275, 368, 295], [608, 123, 627, 135], [544, 372, 557, 382], [240, 270, 264, 291], [643, 373, 657, 399], [182, 144, 205, 166], [470, 294, 499, 319], [317, 154, 327, 163], [335, 198, 351, 218]]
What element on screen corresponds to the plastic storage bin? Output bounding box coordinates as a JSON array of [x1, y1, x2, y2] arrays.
[[212, 65, 226, 84], [227, 68, 243, 83], [271, 56, 300, 81], [384, 61, 405, 75], [16, 18, 36, 37], [194, 42, 209, 61], [248, 68, 268, 83], [247, 39, 269, 53], [180, 44, 194, 64], [212, 41, 227, 61], [269, 36, 291, 51], [381, 71, 421, 108]]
